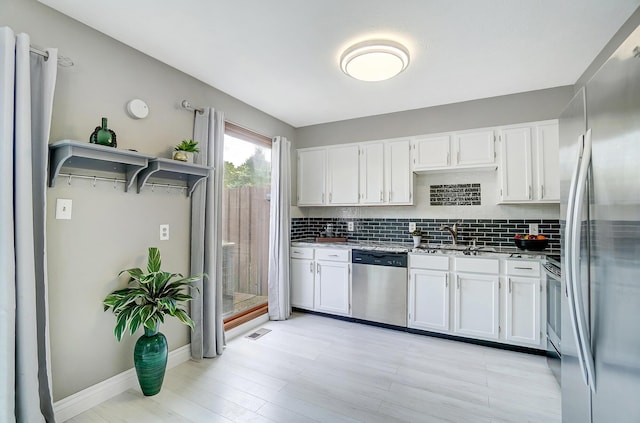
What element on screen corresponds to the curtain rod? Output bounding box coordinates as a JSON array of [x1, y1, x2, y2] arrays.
[[29, 46, 74, 67], [180, 100, 204, 114]]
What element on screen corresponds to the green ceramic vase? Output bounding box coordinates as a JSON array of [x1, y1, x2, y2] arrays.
[[134, 325, 168, 396]]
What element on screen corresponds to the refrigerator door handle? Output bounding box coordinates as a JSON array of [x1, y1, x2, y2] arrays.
[[565, 133, 589, 387], [571, 128, 596, 392]]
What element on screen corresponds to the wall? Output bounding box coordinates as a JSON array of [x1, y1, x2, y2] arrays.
[[296, 86, 574, 148], [575, 6, 640, 91], [1, 0, 295, 401]]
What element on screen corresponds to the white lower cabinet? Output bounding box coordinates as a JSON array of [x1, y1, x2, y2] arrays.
[[453, 272, 500, 340], [409, 269, 450, 332], [290, 247, 315, 310], [315, 259, 350, 315], [291, 247, 351, 316], [408, 253, 544, 349], [408, 255, 450, 332], [504, 259, 542, 346]]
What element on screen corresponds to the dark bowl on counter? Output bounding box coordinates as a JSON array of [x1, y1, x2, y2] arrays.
[[514, 238, 549, 251]]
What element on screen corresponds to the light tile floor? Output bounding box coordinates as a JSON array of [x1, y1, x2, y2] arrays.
[[68, 312, 561, 422]]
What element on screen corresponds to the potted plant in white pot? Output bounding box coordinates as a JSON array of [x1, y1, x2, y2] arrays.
[[411, 229, 422, 247], [103, 247, 203, 396], [172, 139, 199, 163]]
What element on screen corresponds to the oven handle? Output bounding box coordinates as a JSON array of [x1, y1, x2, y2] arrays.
[[542, 264, 561, 281]]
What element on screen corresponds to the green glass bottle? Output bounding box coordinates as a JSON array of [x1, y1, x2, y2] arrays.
[[89, 117, 117, 148]]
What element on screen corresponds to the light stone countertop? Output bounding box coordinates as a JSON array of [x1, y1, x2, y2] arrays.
[[291, 239, 551, 259]]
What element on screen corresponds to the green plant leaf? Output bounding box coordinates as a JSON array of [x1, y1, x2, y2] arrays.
[[172, 308, 195, 330], [104, 247, 201, 340], [147, 247, 161, 273]]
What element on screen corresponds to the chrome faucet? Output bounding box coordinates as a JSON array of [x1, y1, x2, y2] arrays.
[[439, 222, 459, 245]]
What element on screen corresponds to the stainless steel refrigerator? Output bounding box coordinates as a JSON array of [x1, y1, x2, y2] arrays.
[[559, 23, 640, 423]]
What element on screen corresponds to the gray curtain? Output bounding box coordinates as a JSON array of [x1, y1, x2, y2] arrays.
[[190, 108, 225, 359], [0, 27, 57, 422], [268, 136, 292, 320]]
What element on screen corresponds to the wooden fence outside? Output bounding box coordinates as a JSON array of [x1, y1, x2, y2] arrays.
[[222, 185, 270, 298]]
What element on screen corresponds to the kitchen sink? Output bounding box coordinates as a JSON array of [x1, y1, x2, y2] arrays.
[[415, 244, 497, 255]]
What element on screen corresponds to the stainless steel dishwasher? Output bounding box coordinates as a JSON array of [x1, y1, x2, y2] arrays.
[[351, 249, 408, 327]]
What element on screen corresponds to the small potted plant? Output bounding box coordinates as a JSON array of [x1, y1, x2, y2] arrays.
[[103, 247, 203, 396], [173, 139, 199, 163], [411, 229, 422, 247]]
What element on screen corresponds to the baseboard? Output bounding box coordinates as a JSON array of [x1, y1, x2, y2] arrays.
[[225, 313, 270, 341], [53, 344, 191, 422]]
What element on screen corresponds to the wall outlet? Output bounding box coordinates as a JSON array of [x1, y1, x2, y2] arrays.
[[529, 223, 539, 236], [55, 198, 73, 220], [160, 224, 170, 240], [408, 222, 417, 232], [347, 221, 355, 232]]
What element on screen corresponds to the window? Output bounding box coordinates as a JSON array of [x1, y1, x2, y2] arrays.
[[222, 122, 271, 326]]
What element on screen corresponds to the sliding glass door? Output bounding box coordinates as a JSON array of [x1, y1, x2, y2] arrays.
[[221, 125, 271, 321]]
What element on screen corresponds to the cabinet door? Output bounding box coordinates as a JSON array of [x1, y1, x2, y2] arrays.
[[359, 142, 385, 205], [536, 123, 560, 202], [298, 148, 326, 205], [454, 273, 499, 340], [505, 276, 541, 346], [454, 130, 495, 166], [327, 145, 359, 205], [499, 127, 533, 202], [386, 139, 413, 204], [315, 260, 350, 315], [409, 269, 450, 332], [290, 258, 315, 310], [413, 135, 451, 170]]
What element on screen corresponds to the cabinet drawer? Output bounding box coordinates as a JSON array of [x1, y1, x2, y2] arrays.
[[506, 260, 540, 277], [315, 248, 349, 262], [409, 254, 449, 271], [455, 257, 499, 274], [290, 247, 314, 260]]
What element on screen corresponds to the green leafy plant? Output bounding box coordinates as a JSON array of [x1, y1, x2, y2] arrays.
[[411, 229, 422, 236], [174, 139, 200, 153], [103, 247, 203, 341]]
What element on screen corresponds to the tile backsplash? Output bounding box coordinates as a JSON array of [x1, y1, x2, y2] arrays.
[[292, 217, 560, 253], [430, 183, 481, 206]]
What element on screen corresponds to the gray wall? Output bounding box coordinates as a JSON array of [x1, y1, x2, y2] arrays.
[[2, 0, 295, 401], [575, 5, 640, 90], [296, 86, 574, 148]]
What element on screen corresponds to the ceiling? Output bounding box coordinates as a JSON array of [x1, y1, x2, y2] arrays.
[[39, 0, 640, 128]]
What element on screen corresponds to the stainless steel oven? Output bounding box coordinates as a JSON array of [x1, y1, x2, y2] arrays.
[[543, 256, 562, 386]]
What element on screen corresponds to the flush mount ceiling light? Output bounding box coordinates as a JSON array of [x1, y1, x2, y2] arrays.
[[340, 40, 410, 82]]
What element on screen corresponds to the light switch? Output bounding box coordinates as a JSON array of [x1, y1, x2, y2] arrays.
[[529, 223, 539, 235], [56, 199, 72, 220], [408, 222, 417, 232]]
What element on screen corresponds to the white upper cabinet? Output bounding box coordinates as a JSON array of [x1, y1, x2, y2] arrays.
[[499, 126, 533, 202], [386, 138, 413, 205], [413, 134, 451, 169], [498, 120, 559, 203], [327, 144, 360, 205], [413, 129, 496, 172], [297, 148, 326, 206], [360, 138, 413, 205], [536, 123, 560, 202], [359, 141, 385, 205], [454, 129, 496, 167], [298, 138, 412, 207]]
